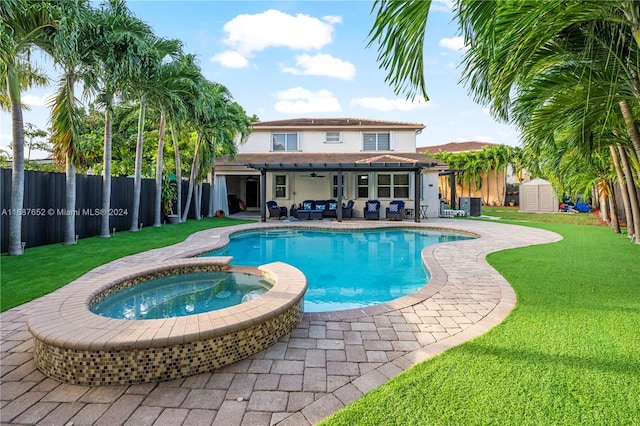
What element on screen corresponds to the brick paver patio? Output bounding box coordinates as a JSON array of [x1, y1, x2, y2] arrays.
[[0, 219, 560, 425]]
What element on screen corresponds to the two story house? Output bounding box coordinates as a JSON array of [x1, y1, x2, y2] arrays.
[[215, 118, 446, 221]]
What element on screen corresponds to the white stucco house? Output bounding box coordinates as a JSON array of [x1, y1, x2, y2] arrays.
[[214, 118, 446, 221]]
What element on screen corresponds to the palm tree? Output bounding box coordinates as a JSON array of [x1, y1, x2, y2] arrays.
[[48, 0, 94, 245], [127, 36, 182, 232], [488, 145, 510, 205], [1, 0, 58, 255], [181, 81, 234, 222], [90, 0, 154, 237]]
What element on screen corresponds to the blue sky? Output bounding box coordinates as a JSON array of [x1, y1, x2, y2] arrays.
[[0, 0, 521, 159]]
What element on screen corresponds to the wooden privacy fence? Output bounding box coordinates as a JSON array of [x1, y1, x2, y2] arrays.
[[0, 168, 209, 253]]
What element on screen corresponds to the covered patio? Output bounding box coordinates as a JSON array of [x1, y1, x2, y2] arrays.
[[216, 152, 444, 222]]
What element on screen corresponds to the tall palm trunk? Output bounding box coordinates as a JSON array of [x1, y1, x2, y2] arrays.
[[100, 110, 113, 237], [195, 182, 202, 220], [61, 76, 78, 245], [170, 121, 182, 222], [130, 96, 146, 232], [606, 183, 620, 233], [7, 64, 25, 255], [599, 187, 609, 224], [618, 144, 640, 244], [618, 100, 640, 180], [610, 144, 634, 238], [153, 111, 166, 227], [64, 155, 77, 244], [182, 138, 200, 222]]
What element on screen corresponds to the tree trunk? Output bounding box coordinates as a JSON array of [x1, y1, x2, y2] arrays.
[[618, 100, 640, 180], [170, 121, 183, 222], [7, 63, 25, 256], [130, 96, 146, 232], [599, 187, 609, 224], [618, 144, 640, 244], [182, 150, 199, 222], [100, 109, 113, 238], [153, 111, 166, 227], [195, 182, 202, 220], [64, 155, 77, 244], [607, 183, 620, 234], [610, 144, 634, 238]]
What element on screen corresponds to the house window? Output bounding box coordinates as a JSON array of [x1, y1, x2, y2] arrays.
[[332, 175, 345, 198], [274, 175, 288, 198], [357, 174, 369, 198], [377, 173, 409, 198], [362, 132, 391, 151], [325, 131, 342, 143], [272, 133, 298, 151]]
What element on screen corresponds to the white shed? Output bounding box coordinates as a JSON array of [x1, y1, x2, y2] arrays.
[[519, 178, 558, 213]]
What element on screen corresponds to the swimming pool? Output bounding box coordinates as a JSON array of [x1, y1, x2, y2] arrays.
[[202, 228, 473, 312]]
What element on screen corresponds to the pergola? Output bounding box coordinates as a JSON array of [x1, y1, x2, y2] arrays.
[[247, 160, 440, 222]]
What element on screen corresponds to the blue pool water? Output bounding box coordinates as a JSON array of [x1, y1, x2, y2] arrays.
[[201, 228, 473, 312], [91, 271, 273, 319]]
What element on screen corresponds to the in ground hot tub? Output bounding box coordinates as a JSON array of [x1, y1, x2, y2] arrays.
[[28, 258, 306, 385]]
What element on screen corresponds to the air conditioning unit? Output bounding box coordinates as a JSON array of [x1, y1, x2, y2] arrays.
[[459, 197, 481, 217]]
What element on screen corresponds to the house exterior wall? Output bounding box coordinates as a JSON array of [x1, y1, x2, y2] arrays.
[[238, 129, 418, 154]]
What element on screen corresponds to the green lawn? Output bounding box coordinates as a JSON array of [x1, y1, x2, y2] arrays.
[[0, 217, 255, 311], [321, 209, 640, 425]]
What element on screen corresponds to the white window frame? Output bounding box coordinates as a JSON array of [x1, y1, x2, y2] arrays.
[[376, 173, 410, 199], [271, 132, 299, 152], [274, 174, 288, 198], [362, 131, 392, 151], [331, 174, 346, 198], [324, 131, 342, 144], [356, 173, 370, 199]]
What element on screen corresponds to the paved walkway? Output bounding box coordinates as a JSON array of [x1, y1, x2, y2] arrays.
[[0, 219, 560, 425]]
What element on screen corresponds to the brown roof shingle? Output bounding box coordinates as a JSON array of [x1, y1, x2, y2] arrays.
[[253, 118, 425, 130]]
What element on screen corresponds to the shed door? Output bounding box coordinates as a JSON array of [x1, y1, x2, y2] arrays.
[[538, 186, 553, 212], [522, 186, 539, 211]]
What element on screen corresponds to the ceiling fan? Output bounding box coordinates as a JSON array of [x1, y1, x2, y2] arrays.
[[302, 172, 326, 178]]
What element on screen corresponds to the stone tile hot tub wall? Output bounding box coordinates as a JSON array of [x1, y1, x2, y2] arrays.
[[27, 258, 307, 386]]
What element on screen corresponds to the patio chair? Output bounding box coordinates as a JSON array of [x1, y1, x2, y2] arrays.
[[266, 201, 287, 220], [386, 200, 405, 221], [324, 200, 338, 218], [363, 200, 381, 220], [342, 200, 354, 218]]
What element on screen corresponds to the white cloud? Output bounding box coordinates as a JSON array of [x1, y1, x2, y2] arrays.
[[323, 15, 342, 25], [222, 9, 337, 55], [439, 36, 467, 51], [431, 0, 455, 12], [22, 93, 49, 107], [481, 107, 491, 115], [274, 87, 341, 113], [350, 97, 431, 112], [211, 51, 249, 68], [281, 54, 356, 80]]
